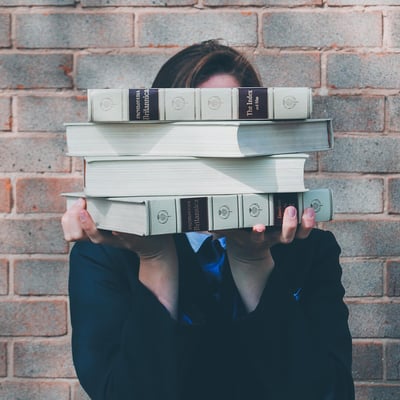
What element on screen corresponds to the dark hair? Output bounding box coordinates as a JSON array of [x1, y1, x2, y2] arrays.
[[152, 39, 262, 88]]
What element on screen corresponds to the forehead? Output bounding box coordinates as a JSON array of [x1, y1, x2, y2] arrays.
[[196, 73, 240, 88]]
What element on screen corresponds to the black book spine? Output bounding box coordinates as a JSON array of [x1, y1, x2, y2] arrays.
[[180, 197, 209, 232], [129, 88, 160, 120], [238, 87, 268, 119]]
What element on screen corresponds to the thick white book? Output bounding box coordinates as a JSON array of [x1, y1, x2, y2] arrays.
[[83, 154, 308, 197], [65, 119, 333, 158], [87, 87, 312, 122], [64, 189, 333, 236]]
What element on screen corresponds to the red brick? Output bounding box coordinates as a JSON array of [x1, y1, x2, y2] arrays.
[[352, 341, 383, 380], [254, 52, 320, 87], [0, 341, 6, 377], [14, 339, 75, 378], [0, 97, 11, 131], [355, 383, 400, 400], [326, 220, 400, 257], [262, 11, 381, 48], [0, 218, 68, 254], [0, 14, 10, 48], [0, 135, 70, 173], [388, 177, 400, 214], [0, 259, 9, 295], [385, 341, 400, 380], [16, 13, 134, 49], [0, 178, 12, 213], [0, 300, 67, 336], [16, 177, 82, 213], [386, 261, 400, 297], [0, 54, 72, 89], [17, 95, 87, 132], [0, 381, 69, 400], [348, 302, 400, 338], [14, 258, 68, 295]]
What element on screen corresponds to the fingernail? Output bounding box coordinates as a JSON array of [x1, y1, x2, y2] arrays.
[[253, 224, 265, 233], [287, 206, 297, 218], [75, 198, 84, 207], [306, 207, 315, 218]]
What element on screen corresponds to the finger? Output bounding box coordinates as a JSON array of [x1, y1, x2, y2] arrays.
[[78, 209, 105, 244], [280, 206, 298, 244], [251, 224, 266, 244], [61, 198, 88, 241], [296, 207, 316, 239]]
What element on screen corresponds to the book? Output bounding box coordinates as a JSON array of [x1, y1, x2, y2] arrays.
[[65, 119, 333, 158], [87, 87, 312, 122], [83, 154, 308, 197], [64, 189, 333, 236]]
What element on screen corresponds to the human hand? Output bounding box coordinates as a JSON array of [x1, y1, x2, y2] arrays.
[[61, 198, 112, 243], [223, 205, 315, 262], [61, 198, 175, 258]]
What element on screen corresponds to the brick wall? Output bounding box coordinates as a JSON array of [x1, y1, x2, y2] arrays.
[[0, 1, 399, 399]]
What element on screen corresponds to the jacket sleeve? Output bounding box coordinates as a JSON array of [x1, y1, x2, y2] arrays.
[[231, 229, 355, 400], [68, 241, 180, 400]]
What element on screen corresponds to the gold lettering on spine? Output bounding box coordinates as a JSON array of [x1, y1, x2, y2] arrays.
[[143, 88, 150, 120], [246, 89, 253, 117], [193, 199, 201, 231], [135, 90, 141, 120]]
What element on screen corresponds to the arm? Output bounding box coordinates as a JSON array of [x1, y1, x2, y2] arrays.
[[231, 230, 354, 400], [62, 198, 179, 318], [63, 199, 182, 399], [69, 241, 180, 400], [225, 206, 315, 312]]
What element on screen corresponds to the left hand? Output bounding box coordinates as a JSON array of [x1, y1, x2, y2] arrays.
[[221, 206, 316, 264]]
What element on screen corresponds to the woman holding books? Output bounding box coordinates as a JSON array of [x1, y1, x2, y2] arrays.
[[62, 40, 354, 400]]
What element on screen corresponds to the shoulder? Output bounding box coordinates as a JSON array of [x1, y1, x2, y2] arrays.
[[273, 228, 340, 259], [70, 241, 139, 270], [271, 228, 342, 284], [304, 228, 340, 253]]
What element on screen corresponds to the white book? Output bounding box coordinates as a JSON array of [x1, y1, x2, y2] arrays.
[[87, 87, 312, 122], [63, 189, 333, 236], [83, 154, 308, 197], [65, 119, 333, 158]]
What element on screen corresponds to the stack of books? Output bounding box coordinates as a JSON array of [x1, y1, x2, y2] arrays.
[[64, 87, 334, 236]]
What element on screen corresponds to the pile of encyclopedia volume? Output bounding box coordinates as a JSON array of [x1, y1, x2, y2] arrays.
[[63, 87, 334, 236]]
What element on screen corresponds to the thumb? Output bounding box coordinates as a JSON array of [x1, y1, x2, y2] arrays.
[[79, 209, 104, 244]]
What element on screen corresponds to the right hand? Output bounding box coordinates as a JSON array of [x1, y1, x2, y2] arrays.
[[61, 198, 175, 258], [62, 197, 112, 244]]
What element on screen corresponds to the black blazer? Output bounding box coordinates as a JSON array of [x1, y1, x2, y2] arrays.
[[69, 229, 354, 400]]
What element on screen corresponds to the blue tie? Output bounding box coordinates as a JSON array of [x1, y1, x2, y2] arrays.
[[197, 236, 226, 284]]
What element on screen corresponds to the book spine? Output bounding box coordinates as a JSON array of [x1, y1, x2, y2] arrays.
[[237, 87, 269, 119], [271, 87, 313, 120], [178, 196, 212, 232], [87, 89, 130, 122], [149, 189, 332, 235], [129, 88, 162, 120], [87, 88, 312, 122], [64, 189, 333, 236]]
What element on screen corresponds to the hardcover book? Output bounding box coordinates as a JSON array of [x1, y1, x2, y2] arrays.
[[83, 154, 308, 197], [87, 87, 312, 122], [64, 189, 333, 236], [65, 119, 333, 158]]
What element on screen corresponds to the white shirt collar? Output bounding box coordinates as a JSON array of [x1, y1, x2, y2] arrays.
[[185, 232, 211, 253], [185, 232, 226, 253]]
